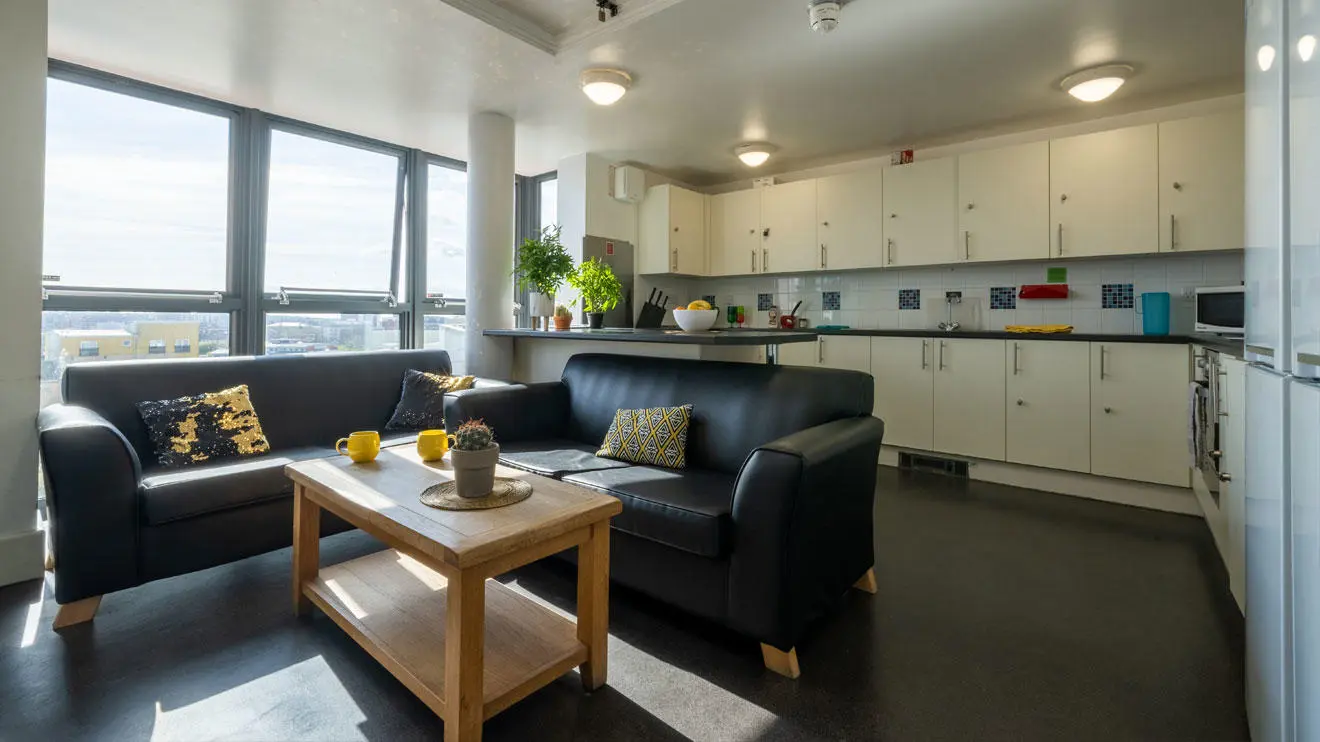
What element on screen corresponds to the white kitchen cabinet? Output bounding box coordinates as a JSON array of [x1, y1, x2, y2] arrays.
[[760, 180, 818, 274], [1221, 355, 1247, 611], [639, 184, 706, 275], [1005, 340, 1091, 473], [957, 141, 1051, 262], [882, 157, 958, 267], [817, 335, 871, 373], [1158, 112, 1246, 254], [817, 170, 885, 270], [776, 340, 820, 368], [933, 338, 1007, 461], [1090, 342, 1190, 487], [709, 189, 761, 276], [870, 336, 935, 450], [1050, 124, 1159, 257]]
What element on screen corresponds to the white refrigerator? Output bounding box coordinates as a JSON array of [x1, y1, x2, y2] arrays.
[[1245, 0, 1320, 740]]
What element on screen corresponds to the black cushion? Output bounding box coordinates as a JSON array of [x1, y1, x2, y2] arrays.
[[139, 433, 418, 525], [563, 466, 735, 558], [498, 440, 633, 478], [62, 349, 453, 464], [385, 369, 475, 431], [561, 354, 874, 474], [136, 384, 272, 469]]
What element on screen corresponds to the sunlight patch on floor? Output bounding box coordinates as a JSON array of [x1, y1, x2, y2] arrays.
[[150, 655, 367, 742], [18, 582, 43, 648]]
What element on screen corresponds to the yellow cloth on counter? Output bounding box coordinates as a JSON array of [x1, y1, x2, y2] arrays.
[[1003, 325, 1074, 334]]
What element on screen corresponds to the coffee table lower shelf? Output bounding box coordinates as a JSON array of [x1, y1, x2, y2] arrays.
[[303, 549, 588, 721]]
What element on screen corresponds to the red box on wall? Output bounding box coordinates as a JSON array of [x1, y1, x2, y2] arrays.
[[1018, 284, 1069, 300]]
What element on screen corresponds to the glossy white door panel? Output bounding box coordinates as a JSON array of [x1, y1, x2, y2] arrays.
[[1090, 342, 1191, 487], [870, 336, 934, 451], [1050, 125, 1159, 257], [957, 142, 1051, 262], [1293, 379, 1320, 742], [1223, 356, 1249, 611], [1005, 340, 1090, 473], [933, 339, 1006, 461], [777, 340, 819, 368], [883, 158, 958, 267], [818, 336, 871, 373], [1158, 112, 1246, 253], [1247, 0, 1290, 367], [1293, 0, 1320, 377], [817, 170, 885, 270], [709, 189, 761, 276], [760, 180, 818, 274], [1246, 364, 1291, 742]]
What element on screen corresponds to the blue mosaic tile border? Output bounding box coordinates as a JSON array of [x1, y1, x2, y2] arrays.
[[822, 291, 841, 311], [702, 294, 716, 306], [899, 288, 920, 310], [1101, 283, 1135, 309], [757, 293, 773, 311], [990, 286, 1017, 310]]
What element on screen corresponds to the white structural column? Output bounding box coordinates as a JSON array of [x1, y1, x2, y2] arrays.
[[464, 112, 515, 379], [0, 0, 48, 587]]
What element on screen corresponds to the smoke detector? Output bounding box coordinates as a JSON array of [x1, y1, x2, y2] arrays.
[[808, 1, 841, 33]]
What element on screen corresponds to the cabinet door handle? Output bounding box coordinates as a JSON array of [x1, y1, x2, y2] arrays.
[[1057, 223, 1064, 256], [1016, 399, 1024, 406], [938, 340, 946, 370], [964, 230, 971, 260], [1099, 345, 1107, 379], [671, 247, 678, 272], [821, 243, 827, 268], [1012, 342, 1021, 375], [921, 339, 929, 369], [751, 250, 757, 273], [818, 337, 825, 363], [1104, 406, 1113, 414], [887, 238, 895, 265], [1170, 214, 1178, 251], [763, 248, 769, 271]]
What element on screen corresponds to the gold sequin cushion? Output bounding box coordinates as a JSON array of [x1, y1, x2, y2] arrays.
[[384, 369, 476, 431], [136, 384, 271, 469], [596, 405, 694, 470]]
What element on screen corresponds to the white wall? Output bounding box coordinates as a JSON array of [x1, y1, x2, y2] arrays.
[[0, 0, 48, 587]]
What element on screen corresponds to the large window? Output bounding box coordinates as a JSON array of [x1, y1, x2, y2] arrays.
[[539, 177, 558, 229], [427, 163, 467, 301], [44, 79, 231, 291], [264, 130, 402, 294]]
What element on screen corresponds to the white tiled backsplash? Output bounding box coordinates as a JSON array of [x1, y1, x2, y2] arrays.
[[684, 252, 1243, 334]]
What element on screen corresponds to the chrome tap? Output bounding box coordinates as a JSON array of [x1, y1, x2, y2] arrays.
[[939, 291, 962, 332]]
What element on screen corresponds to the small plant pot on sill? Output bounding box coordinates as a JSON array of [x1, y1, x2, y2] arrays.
[[586, 312, 606, 329], [450, 444, 500, 498], [553, 314, 573, 330]]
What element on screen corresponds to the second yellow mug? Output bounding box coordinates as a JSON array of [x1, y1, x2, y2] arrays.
[[336, 430, 381, 463], [417, 429, 455, 462]]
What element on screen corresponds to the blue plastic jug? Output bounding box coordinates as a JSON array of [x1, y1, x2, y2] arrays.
[[1140, 292, 1171, 336]]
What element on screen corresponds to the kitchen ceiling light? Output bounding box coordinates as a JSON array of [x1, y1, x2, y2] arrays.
[[1060, 64, 1134, 102], [736, 143, 777, 167], [580, 69, 631, 106]]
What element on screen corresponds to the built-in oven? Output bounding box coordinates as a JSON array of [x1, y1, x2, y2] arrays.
[[1195, 286, 1245, 335], [1193, 348, 1227, 501]]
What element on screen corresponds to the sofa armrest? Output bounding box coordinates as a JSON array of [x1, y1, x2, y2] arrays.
[[443, 382, 570, 443], [38, 404, 143, 603], [726, 415, 885, 650]]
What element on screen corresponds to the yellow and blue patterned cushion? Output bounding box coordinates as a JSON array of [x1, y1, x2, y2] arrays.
[[596, 404, 693, 470], [136, 384, 271, 469]]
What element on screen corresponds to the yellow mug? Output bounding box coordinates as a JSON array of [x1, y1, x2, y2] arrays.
[[336, 431, 381, 463], [417, 429, 455, 462]]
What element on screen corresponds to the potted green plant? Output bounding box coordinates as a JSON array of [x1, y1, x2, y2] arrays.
[[513, 225, 574, 328], [567, 258, 623, 329], [553, 304, 574, 331], [449, 419, 499, 498]]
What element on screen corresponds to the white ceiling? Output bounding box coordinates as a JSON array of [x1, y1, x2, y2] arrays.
[[48, 0, 1245, 185]]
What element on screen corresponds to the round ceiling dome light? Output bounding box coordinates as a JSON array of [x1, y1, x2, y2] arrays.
[[1060, 64, 1134, 103], [580, 68, 632, 106], [736, 143, 777, 167]]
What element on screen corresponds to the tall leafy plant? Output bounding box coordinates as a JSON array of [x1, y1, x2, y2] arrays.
[[514, 225, 574, 297], [568, 258, 623, 314]]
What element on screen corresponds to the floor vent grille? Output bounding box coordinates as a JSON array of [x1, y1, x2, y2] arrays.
[[899, 452, 969, 478]]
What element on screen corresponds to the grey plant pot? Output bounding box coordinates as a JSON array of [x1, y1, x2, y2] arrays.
[[586, 312, 605, 329], [450, 444, 500, 498]]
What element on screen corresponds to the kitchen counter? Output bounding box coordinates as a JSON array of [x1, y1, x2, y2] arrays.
[[716, 326, 1247, 354], [483, 328, 819, 346]]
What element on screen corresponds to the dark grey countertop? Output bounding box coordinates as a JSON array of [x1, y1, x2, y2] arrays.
[[482, 328, 819, 345], [729, 327, 1246, 355]]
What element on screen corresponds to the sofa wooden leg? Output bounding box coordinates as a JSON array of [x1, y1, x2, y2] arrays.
[[761, 644, 801, 679], [853, 567, 877, 594], [44, 551, 54, 572], [53, 596, 101, 630]]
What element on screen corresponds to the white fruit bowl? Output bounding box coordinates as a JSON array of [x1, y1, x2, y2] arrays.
[[672, 309, 719, 332]]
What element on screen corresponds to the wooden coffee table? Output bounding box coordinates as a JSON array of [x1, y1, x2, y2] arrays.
[[285, 445, 622, 742]]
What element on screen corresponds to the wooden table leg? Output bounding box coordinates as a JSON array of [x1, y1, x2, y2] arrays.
[[292, 484, 320, 617], [445, 570, 485, 742], [577, 521, 610, 691]]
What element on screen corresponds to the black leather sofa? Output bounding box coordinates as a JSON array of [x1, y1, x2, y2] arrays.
[[38, 349, 470, 628], [443, 353, 885, 677]]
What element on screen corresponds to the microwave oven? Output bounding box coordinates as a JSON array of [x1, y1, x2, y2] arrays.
[[1195, 286, 1245, 335]]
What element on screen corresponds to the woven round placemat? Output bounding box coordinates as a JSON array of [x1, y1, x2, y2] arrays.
[[419, 477, 532, 511]]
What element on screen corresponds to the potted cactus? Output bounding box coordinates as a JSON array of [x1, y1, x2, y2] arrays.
[[553, 304, 574, 331], [450, 419, 499, 498]]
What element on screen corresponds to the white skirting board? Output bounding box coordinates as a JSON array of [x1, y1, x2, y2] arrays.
[[0, 526, 44, 588], [879, 447, 1201, 516]]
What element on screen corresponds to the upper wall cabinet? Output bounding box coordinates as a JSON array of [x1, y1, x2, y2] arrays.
[[709, 189, 761, 276], [883, 157, 958, 267], [639, 184, 707, 275], [1050, 124, 1159, 258], [817, 169, 885, 270], [958, 141, 1051, 262], [1158, 111, 1246, 253], [760, 180, 818, 274]]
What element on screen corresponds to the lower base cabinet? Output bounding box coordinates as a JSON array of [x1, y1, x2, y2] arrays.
[[1005, 340, 1091, 473], [932, 338, 1006, 461], [871, 336, 935, 450], [1090, 342, 1191, 487]]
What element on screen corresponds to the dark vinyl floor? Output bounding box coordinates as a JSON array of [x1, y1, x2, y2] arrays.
[[0, 469, 1248, 741]]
